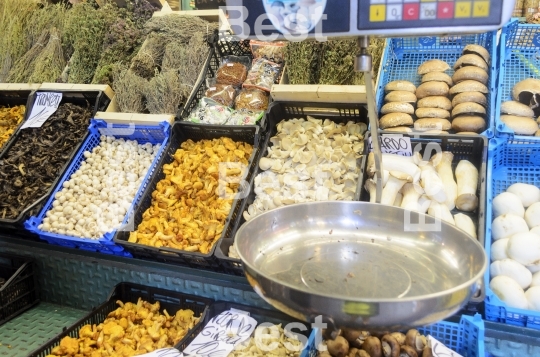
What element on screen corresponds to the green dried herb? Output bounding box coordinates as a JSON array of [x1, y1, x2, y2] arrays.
[[176, 32, 210, 88], [144, 70, 186, 115], [130, 32, 167, 80], [25, 3, 67, 50], [284, 41, 321, 84], [28, 27, 66, 83], [7, 29, 50, 83], [144, 14, 218, 43], [113, 67, 147, 113], [318, 39, 357, 85]]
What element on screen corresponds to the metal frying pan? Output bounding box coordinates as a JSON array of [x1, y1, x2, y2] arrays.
[[234, 201, 487, 330]]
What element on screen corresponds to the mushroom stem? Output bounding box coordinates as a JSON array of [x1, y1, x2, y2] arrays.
[[455, 160, 479, 212], [431, 152, 457, 210], [381, 173, 407, 206]]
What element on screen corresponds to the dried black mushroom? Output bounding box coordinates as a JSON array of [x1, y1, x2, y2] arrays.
[[0, 103, 91, 219]]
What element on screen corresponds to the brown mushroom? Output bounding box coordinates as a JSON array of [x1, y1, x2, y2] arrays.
[[361, 336, 382, 357], [351, 348, 371, 357], [385, 81, 416, 93], [453, 54, 489, 71], [327, 336, 350, 357], [501, 101, 535, 117], [536, 129, 540, 137], [349, 348, 360, 357], [358, 351, 371, 357], [417, 96, 452, 110], [350, 331, 371, 348], [405, 330, 427, 355], [452, 102, 486, 117], [512, 78, 540, 116], [416, 82, 449, 99], [399, 345, 418, 357], [390, 332, 406, 346], [415, 108, 450, 119], [381, 102, 415, 115], [451, 116, 486, 133], [452, 66, 489, 85], [319, 352, 333, 357], [449, 80, 488, 95], [381, 335, 400, 357], [342, 329, 364, 343], [421, 72, 453, 86], [501, 115, 539, 135], [418, 59, 450, 74], [385, 91, 417, 103], [421, 346, 433, 357], [452, 91, 486, 107], [383, 126, 413, 133], [463, 44, 490, 64], [380, 113, 414, 129], [414, 118, 452, 131]]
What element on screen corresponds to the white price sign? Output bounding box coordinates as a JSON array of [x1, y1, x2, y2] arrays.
[[21, 92, 62, 129], [136, 348, 183, 357], [368, 134, 413, 157], [428, 335, 464, 357]]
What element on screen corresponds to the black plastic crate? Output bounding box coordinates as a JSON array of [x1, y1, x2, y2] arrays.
[[28, 282, 213, 357], [0, 89, 111, 230], [0, 253, 39, 326], [178, 301, 313, 352], [215, 101, 369, 275], [114, 121, 261, 270], [360, 132, 487, 309], [0, 88, 36, 157]]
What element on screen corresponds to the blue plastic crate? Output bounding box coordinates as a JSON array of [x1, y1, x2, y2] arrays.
[[495, 19, 540, 140], [377, 32, 497, 137], [300, 314, 485, 357], [484, 137, 540, 329], [24, 119, 170, 257]]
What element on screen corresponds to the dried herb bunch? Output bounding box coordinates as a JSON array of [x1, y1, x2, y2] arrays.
[[176, 32, 210, 88], [28, 28, 66, 83], [144, 70, 186, 114], [113, 67, 147, 113], [0, 103, 91, 220], [144, 14, 218, 43], [24, 2, 67, 51], [284, 41, 321, 84], [7, 29, 51, 83], [130, 32, 167, 80]]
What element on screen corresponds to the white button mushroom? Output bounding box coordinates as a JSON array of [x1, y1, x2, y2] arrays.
[[490, 275, 528, 309], [507, 183, 540, 208], [490, 259, 532, 289], [491, 238, 509, 261], [526, 286, 540, 311], [491, 214, 529, 241], [507, 232, 540, 266], [493, 192, 525, 218], [525, 202, 540, 229]]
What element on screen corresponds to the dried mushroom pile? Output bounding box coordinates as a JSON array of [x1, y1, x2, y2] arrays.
[[364, 151, 479, 238], [230, 323, 304, 357], [500, 78, 540, 136], [380, 44, 490, 134], [0, 105, 25, 150], [47, 298, 199, 357], [0, 103, 91, 220], [129, 138, 253, 254], [319, 328, 434, 357]]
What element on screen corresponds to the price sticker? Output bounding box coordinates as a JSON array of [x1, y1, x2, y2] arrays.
[[368, 134, 413, 156], [21, 92, 63, 129], [428, 336, 464, 357], [182, 309, 257, 357]]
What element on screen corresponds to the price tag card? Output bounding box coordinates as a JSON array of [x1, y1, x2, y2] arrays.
[[368, 134, 413, 156], [428, 335, 464, 357], [182, 309, 257, 357], [21, 92, 62, 129], [137, 348, 184, 357]]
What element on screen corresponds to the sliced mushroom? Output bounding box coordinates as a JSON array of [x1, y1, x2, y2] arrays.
[[414, 118, 452, 131], [390, 332, 406, 346], [405, 330, 427, 355], [399, 346, 418, 357], [385, 91, 417, 103], [452, 91, 486, 107], [416, 82, 449, 99], [382, 335, 400, 357], [421, 72, 453, 86], [380, 113, 414, 129], [449, 80, 488, 95], [417, 96, 452, 110], [361, 336, 382, 357], [451, 116, 486, 133], [385, 80, 416, 93], [415, 108, 450, 119], [418, 59, 450, 74], [501, 115, 539, 135], [452, 102, 486, 117], [454, 54, 489, 71], [452, 66, 489, 85], [512, 78, 540, 113], [381, 102, 415, 115], [463, 44, 490, 64], [500, 101, 535, 117]]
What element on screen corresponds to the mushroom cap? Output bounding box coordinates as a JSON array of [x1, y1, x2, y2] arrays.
[[399, 345, 419, 357], [421, 72, 453, 86], [381, 102, 415, 115], [415, 107, 451, 119], [501, 115, 539, 135], [463, 44, 490, 64], [457, 131, 480, 135], [385, 80, 416, 93], [452, 91, 487, 107], [379, 113, 414, 129], [512, 78, 540, 105], [385, 91, 417, 103], [452, 102, 486, 117], [417, 59, 450, 75], [381, 334, 400, 357], [501, 101, 535, 117], [452, 66, 489, 85], [452, 116, 486, 133], [416, 81, 450, 99], [361, 336, 382, 357], [383, 126, 413, 133], [326, 336, 349, 357], [454, 54, 489, 71], [449, 80, 488, 95], [414, 118, 452, 131], [417, 96, 452, 110]]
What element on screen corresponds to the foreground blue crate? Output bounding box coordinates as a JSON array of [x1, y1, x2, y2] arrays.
[[485, 137, 540, 329], [377, 32, 497, 137], [25, 119, 170, 257], [495, 19, 540, 140], [301, 314, 485, 357]]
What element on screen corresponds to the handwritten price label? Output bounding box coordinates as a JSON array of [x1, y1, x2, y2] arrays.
[[183, 309, 257, 357], [136, 348, 183, 357], [428, 336, 464, 357], [368, 134, 413, 156], [21, 92, 62, 129]]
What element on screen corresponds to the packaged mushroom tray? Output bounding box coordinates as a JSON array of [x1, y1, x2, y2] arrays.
[[361, 133, 487, 245], [113, 121, 259, 270], [219, 102, 368, 273], [377, 34, 496, 135]]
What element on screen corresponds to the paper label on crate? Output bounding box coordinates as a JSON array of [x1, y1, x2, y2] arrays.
[[368, 134, 412, 157], [21, 92, 63, 129], [428, 335, 464, 357], [182, 309, 257, 357], [136, 348, 184, 357]]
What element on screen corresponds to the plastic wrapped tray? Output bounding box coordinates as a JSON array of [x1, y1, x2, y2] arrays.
[[484, 137, 540, 329], [0, 89, 111, 230], [377, 32, 497, 137], [24, 119, 170, 257], [28, 282, 213, 357], [114, 121, 260, 270], [215, 101, 369, 275], [0, 253, 39, 326]]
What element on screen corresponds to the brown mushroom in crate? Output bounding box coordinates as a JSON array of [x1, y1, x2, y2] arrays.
[[384, 126, 413, 133], [501, 115, 539, 135], [415, 108, 450, 119], [452, 102, 486, 118], [452, 116, 486, 134], [405, 329, 427, 355], [449, 80, 488, 95], [452, 66, 489, 85], [380, 113, 414, 129], [417, 96, 452, 110], [381, 102, 415, 115], [463, 44, 490, 64], [361, 336, 382, 357], [350, 331, 371, 348], [421, 346, 434, 357], [327, 336, 350, 357], [536, 129, 540, 137], [385, 91, 418, 103], [390, 332, 406, 346], [512, 78, 540, 116], [457, 131, 480, 135], [416, 82, 449, 99], [454, 54, 489, 71], [349, 348, 371, 357], [385, 81, 416, 93], [381, 334, 400, 357], [501, 101, 535, 117], [421, 72, 453, 86], [399, 346, 418, 357], [319, 352, 333, 357], [342, 329, 364, 343], [417, 59, 450, 75], [414, 118, 452, 132], [452, 91, 487, 107]]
